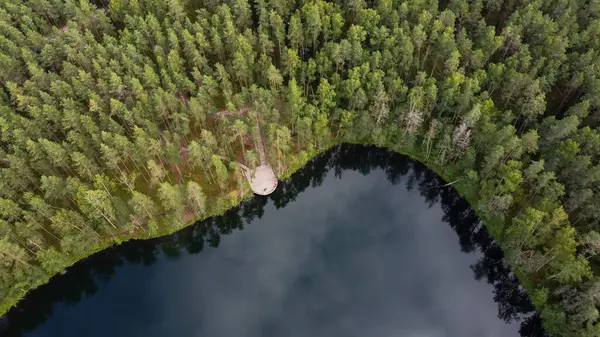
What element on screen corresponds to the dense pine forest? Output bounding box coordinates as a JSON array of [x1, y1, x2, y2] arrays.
[[1, 0, 600, 335]]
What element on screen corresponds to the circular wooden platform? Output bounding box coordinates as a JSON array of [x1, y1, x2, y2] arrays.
[[250, 165, 278, 195]]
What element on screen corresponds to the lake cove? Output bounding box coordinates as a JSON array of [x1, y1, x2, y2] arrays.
[[0, 145, 547, 337]]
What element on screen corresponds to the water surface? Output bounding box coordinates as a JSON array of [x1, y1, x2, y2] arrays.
[[1, 144, 546, 337]]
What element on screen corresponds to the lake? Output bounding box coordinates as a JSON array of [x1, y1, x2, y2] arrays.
[[0, 144, 546, 337]]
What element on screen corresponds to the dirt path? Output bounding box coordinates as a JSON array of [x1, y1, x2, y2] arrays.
[[255, 112, 268, 166]]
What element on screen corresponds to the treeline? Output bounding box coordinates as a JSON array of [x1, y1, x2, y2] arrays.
[[0, 0, 600, 335]]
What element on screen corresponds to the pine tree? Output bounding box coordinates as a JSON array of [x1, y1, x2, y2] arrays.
[[186, 181, 206, 216]]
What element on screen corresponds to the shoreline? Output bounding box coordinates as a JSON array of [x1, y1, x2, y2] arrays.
[[0, 140, 531, 323]]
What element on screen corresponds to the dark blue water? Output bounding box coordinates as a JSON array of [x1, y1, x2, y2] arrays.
[[0, 145, 546, 337]]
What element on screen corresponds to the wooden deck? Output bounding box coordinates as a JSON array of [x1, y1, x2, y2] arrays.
[[250, 165, 278, 195], [238, 110, 278, 196]]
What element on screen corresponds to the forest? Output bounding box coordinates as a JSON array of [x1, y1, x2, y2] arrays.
[[0, 0, 600, 335]]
